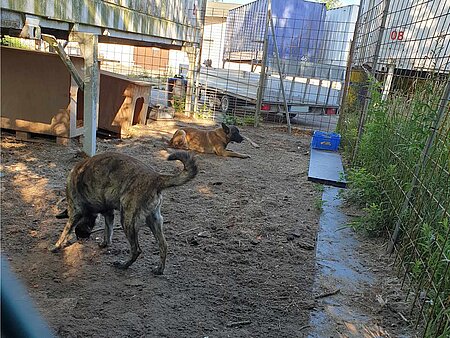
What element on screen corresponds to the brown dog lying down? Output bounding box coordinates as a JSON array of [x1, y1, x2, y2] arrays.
[[50, 151, 197, 274], [168, 122, 250, 159]]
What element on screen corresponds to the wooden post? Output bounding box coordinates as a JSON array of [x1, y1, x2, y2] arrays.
[[77, 33, 99, 157], [41, 34, 84, 91]]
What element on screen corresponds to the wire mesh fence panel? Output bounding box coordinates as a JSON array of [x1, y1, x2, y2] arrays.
[[195, 1, 268, 125], [97, 43, 192, 123], [64, 41, 194, 128], [194, 0, 358, 132], [339, 0, 450, 336]]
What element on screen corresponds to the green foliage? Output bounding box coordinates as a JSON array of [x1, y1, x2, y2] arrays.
[[222, 114, 261, 126], [417, 219, 450, 338], [340, 74, 450, 336], [319, 0, 343, 10], [314, 197, 325, 212], [338, 106, 360, 160], [314, 184, 325, 193], [172, 95, 186, 114], [348, 202, 386, 237], [1, 36, 33, 49], [341, 167, 380, 208], [312, 184, 325, 211], [223, 114, 238, 125], [194, 103, 213, 119], [242, 115, 261, 126]]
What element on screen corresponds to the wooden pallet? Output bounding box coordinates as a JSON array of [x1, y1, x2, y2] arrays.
[[8, 130, 71, 146]]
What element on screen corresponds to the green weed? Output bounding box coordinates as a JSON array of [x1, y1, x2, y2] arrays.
[[339, 74, 450, 335], [194, 103, 213, 119], [223, 114, 262, 126], [172, 95, 186, 114]]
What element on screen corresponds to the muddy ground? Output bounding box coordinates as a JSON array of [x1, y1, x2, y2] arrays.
[[1, 118, 421, 338], [1, 120, 321, 338]]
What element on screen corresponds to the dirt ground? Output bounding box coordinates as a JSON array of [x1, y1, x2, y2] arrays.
[[1, 118, 421, 338], [1, 120, 321, 337]]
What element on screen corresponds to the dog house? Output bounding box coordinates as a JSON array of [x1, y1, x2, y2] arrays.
[[1, 46, 152, 142], [1, 46, 84, 144], [97, 70, 152, 137]]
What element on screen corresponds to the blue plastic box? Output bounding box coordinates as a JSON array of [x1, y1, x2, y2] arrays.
[[311, 131, 341, 151]]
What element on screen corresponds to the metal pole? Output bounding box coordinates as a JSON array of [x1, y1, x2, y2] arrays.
[[352, 0, 391, 163], [193, 0, 207, 116], [254, 0, 271, 127], [269, 10, 291, 133], [387, 74, 450, 253], [184, 46, 196, 116], [338, 2, 364, 132], [324, 68, 333, 110]]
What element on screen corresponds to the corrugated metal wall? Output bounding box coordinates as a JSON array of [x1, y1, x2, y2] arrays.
[[2, 0, 205, 45]]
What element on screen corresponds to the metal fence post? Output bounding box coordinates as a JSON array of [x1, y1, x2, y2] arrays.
[[184, 46, 197, 117], [337, 3, 363, 133], [254, 0, 271, 127], [193, 0, 207, 116], [268, 10, 291, 133], [387, 74, 450, 253], [352, 0, 391, 163]]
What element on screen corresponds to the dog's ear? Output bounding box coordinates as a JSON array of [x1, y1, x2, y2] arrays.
[[221, 122, 230, 134]]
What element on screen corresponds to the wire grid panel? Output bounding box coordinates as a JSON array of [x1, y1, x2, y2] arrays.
[[196, 0, 358, 132], [98, 42, 191, 112], [340, 0, 450, 336]]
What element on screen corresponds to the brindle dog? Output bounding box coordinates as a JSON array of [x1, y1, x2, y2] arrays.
[[50, 151, 197, 274], [168, 122, 250, 159]]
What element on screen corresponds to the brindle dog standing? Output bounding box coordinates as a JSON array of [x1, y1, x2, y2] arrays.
[[168, 122, 250, 159], [50, 151, 197, 274]]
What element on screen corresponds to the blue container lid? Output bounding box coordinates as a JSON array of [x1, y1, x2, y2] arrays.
[[313, 130, 341, 138]]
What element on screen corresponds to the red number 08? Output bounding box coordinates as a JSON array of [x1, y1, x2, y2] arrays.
[[390, 30, 404, 41]]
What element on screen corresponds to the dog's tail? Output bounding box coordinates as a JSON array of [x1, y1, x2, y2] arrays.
[[160, 151, 198, 189]]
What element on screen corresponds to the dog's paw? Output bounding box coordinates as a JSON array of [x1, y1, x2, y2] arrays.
[[48, 244, 60, 253], [98, 241, 108, 248], [243, 154, 251, 159], [112, 260, 129, 270]]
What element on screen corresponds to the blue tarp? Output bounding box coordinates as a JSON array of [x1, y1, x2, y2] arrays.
[[224, 0, 268, 57], [224, 0, 326, 62], [269, 0, 326, 62]]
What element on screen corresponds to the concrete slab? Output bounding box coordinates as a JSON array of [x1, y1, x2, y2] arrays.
[[308, 147, 347, 188], [308, 187, 413, 338], [308, 187, 375, 337]]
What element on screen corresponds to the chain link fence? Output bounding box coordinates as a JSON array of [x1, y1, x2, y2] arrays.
[[197, 0, 358, 132], [338, 0, 450, 336], [1, 1, 359, 134]]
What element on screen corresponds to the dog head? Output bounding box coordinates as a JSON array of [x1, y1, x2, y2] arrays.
[[74, 216, 96, 239], [222, 123, 244, 143], [75, 226, 91, 239]]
